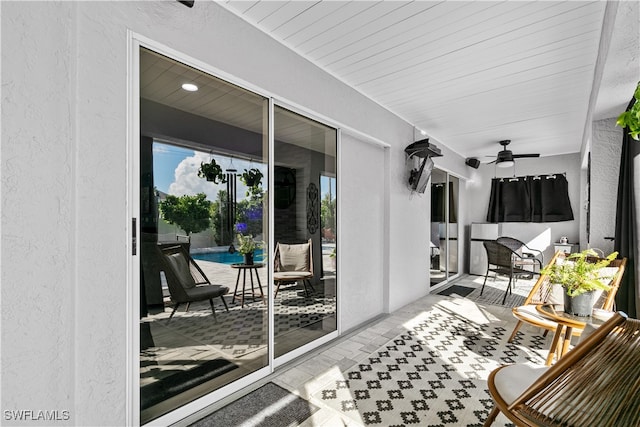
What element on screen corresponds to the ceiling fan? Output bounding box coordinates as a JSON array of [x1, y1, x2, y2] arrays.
[[487, 139, 540, 168]]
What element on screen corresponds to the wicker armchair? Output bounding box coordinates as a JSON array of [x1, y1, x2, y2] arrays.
[[481, 240, 540, 305], [485, 311, 640, 426], [496, 236, 544, 274], [507, 251, 626, 364]]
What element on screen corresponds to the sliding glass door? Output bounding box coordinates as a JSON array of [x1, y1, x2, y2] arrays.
[[273, 106, 337, 358], [136, 47, 338, 423], [430, 169, 459, 287], [138, 48, 269, 423]]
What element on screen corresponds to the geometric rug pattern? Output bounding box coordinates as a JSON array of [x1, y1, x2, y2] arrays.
[[141, 284, 336, 388], [462, 276, 536, 308], [313, 303, 546, 426], [143, 285, 336, 359], [465, 284, 527, 309]]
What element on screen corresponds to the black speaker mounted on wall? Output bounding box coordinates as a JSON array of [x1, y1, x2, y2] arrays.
[[465, 158, 480, 169], [178, 0, 195, 7]]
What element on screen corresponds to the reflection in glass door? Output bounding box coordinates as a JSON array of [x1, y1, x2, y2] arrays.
[[137, 47, 339, 423], [138, 48, 269, 423], [320, 174, 337, 279], [430, 169, 459, 286], [273, 106, 337, 359]]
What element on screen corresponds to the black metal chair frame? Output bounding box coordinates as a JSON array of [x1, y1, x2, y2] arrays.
[[482, 240, 541, 305], [159, 245, 230, 321], [496, 236, 544, 276]]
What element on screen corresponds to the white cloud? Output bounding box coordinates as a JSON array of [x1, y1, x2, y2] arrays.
[[168, 152, 266, 201], [169, 152, 221, 199], [152, 144, 170, 154]]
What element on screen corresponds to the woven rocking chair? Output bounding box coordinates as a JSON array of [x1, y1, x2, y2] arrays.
[[507, 251, 626, 364], [485, 311, 640, 426]]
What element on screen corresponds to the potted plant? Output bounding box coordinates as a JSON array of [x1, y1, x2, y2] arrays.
[[236, 233, 263, 265], [198, 158, 227, 184], [240, 168, 263, 198], [616, 81, 640, 140], [240, 168, 263, 187], [541, 248, 618, 317]]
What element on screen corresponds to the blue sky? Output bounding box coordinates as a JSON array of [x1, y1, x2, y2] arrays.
[[152, 143, 193, 194], [153, 141, 336, 200]]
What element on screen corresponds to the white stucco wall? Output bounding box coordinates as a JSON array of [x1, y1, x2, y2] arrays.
[[340, 134, 387, 330], [388, 132, 431, 311], [1, 2, 469, 425], [464, 154, 582, 264], [1, 3, 78, 423], [591, 118, 623, 254]]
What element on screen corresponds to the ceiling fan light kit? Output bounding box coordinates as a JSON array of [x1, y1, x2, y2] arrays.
[[486, 139, 539, 167], [497, 160, 515, 168]]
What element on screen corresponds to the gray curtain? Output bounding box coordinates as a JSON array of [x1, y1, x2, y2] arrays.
[[614, 102, 640, 318]]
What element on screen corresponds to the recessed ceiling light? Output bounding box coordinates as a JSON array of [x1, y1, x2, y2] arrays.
[[182, 83, 198, 92]]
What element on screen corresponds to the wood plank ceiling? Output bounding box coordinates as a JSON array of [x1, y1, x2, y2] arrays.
[[220, 0, 610, 161], [141, 48, 336, 156]]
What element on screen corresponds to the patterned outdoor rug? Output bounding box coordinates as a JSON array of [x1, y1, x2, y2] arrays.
[[142, 285, 336, 360], [465, 279, 532, 308], [313, 302, 546, 426]]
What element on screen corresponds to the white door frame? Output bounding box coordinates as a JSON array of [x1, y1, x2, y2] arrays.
[[127, 31, 353, 426]]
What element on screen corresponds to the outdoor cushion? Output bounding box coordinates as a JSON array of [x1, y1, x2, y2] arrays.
[[166, 252, 196, 289], [278, 243, 310, 272], [493, 364, 550, 404], [274, 271, 313, 280]]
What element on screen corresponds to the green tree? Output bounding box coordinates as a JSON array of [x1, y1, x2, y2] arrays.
[[321, 191, 336, 235], [159, 193, 212, 236]]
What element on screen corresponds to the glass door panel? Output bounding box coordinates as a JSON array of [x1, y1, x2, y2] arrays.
[[273, 106, 337, 358], [139, 48, 269, 423], [448, 175, 459, 277], [430, 169, 459, 286], [430, 169, 447, 286]]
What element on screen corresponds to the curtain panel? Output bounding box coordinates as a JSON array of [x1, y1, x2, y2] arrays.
[[614, 97, 640, 318], [431, 182, 457, 223], [486, 174, 574, 223]]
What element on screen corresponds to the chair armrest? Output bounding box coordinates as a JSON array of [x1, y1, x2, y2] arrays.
[[522, 245, 544, 264]]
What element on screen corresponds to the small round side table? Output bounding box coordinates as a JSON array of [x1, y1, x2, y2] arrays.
[[230, 263, 265, 308], [536, 304, 611, 365]]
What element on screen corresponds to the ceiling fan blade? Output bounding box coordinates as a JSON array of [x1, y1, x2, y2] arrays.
[[481, 140, 540, 165], [497, 150, 513, 162]]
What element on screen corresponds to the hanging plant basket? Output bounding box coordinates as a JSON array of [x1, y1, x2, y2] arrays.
[[240, 168, 263, 197], [240, 168, 263, 187], [198, 159, 227, 184]]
